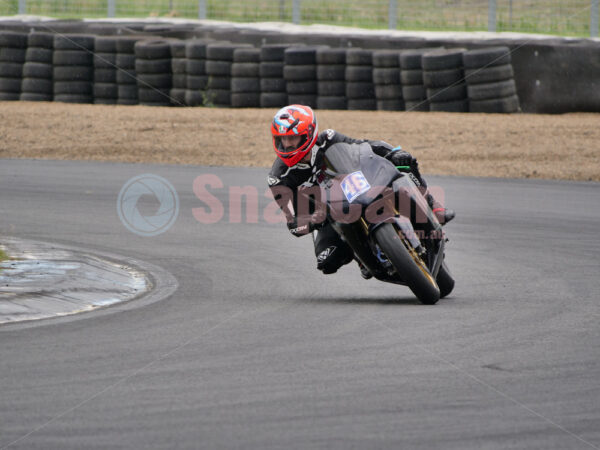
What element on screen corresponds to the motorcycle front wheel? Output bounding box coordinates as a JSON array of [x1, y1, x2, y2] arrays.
[[437, 260, 455, 299], [374, 223, 440, 305]]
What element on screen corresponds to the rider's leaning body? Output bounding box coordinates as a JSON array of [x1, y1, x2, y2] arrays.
[[267, 104, 454, 276]]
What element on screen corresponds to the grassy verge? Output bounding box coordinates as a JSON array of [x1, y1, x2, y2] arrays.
[[0, 248, 9, 270], [0, 0, 595, 37]]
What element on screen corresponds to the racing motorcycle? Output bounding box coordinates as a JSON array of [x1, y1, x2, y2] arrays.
[[303, 142, 454, 305]]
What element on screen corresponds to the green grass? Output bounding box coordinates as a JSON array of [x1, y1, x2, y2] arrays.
[[0, 0, 595, 37], [0, 248, 9, 264]]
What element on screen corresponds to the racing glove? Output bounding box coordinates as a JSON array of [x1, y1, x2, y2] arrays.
[[287, 216, 323, 237], [386, 148, 415, 171]]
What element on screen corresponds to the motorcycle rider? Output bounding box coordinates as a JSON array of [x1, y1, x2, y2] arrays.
[[267, 104, 454, 277]]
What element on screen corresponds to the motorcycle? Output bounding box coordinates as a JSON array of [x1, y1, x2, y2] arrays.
[[301, 142, 455, 305]]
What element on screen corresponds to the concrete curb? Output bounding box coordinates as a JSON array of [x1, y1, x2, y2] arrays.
[[0, 237, 178, 326]]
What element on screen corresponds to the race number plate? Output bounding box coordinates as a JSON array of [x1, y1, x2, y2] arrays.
[[341, 171, 371, 203]]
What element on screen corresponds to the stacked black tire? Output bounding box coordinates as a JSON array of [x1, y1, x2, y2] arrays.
[[21, 32, 53, 102], [206, 43, 251, 108], [93, 36, 118, 104], [169, 40, 187, 106], [231, 47, 261, 108], [259, 44, 290, 108], [134, 39, 172, 107], [0, 32, 28, 101], [185, 39, 211, 107], [463, 46, 520, 113], [53, 34, 95, 104], [316, 48, 347, 110], [115, 37, 139, 105], [284, 47, 320, 108], [345, 49, 375, 111], [0, 36, 523, 114], [0, 31, 27, 101], [373, 50, 403, 111], [422, 48, 468, 112], [400, 48, 439, 112]]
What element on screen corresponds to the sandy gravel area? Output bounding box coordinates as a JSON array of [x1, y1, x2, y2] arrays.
[[0, 102, 598, 182]]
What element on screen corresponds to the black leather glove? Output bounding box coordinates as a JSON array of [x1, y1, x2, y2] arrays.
[[287, 216, 323, 237], [386, 151, 415, 170]]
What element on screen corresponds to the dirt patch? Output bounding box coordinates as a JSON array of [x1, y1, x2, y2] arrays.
[[0, 102, 598, 181]]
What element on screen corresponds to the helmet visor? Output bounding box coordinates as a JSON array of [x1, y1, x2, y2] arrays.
[[274, 134, 308, 156]]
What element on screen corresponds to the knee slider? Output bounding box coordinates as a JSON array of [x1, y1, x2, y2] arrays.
[[316, 246, 341, 274]]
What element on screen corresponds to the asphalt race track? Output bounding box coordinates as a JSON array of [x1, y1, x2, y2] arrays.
[[1, 159, 599, 450]]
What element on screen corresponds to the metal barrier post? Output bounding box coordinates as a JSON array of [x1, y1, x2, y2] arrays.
[[592, 0, 599, 37], [279, 0, 285, 20], [488, 0, 497, 32], [108, 0, 115, 18], [198, 0, 206, 19], [292, 0, 301, 24], [389, 0, 397, 29], [18, 0, 26, 15]]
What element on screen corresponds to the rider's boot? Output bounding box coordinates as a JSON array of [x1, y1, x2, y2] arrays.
[[426, 193, 455, 225], [407, 163, 455, 226]]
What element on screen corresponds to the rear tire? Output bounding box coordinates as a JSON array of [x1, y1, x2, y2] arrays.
[[374, 224, 440, 305]]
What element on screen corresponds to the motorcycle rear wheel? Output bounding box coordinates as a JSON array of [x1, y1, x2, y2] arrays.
[[374, 223, 440, 305]]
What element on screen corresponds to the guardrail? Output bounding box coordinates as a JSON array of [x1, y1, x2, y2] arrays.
[[5, 0, 599, 37]]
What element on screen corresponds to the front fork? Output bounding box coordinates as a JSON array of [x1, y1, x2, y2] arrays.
[[330, 177, 446, 280], [366, 191, 445, 280]]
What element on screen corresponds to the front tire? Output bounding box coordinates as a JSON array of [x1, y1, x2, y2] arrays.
[[437, 260, 455, 298], [374, 224, 440, 305]]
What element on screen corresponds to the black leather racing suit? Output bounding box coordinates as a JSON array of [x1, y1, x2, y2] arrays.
[[267, 129, 426, 275]]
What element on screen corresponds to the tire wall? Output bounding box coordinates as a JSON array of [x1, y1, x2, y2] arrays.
[[390, 36, 600, 114], [0, 20, 598, 112], [509, 42, 600, 114]]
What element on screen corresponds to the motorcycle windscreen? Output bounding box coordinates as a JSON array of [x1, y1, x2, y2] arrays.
[[324, 142, 399, 208]]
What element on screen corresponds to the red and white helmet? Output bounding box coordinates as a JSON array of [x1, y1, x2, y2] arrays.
[[271, 104, 318, 167]]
